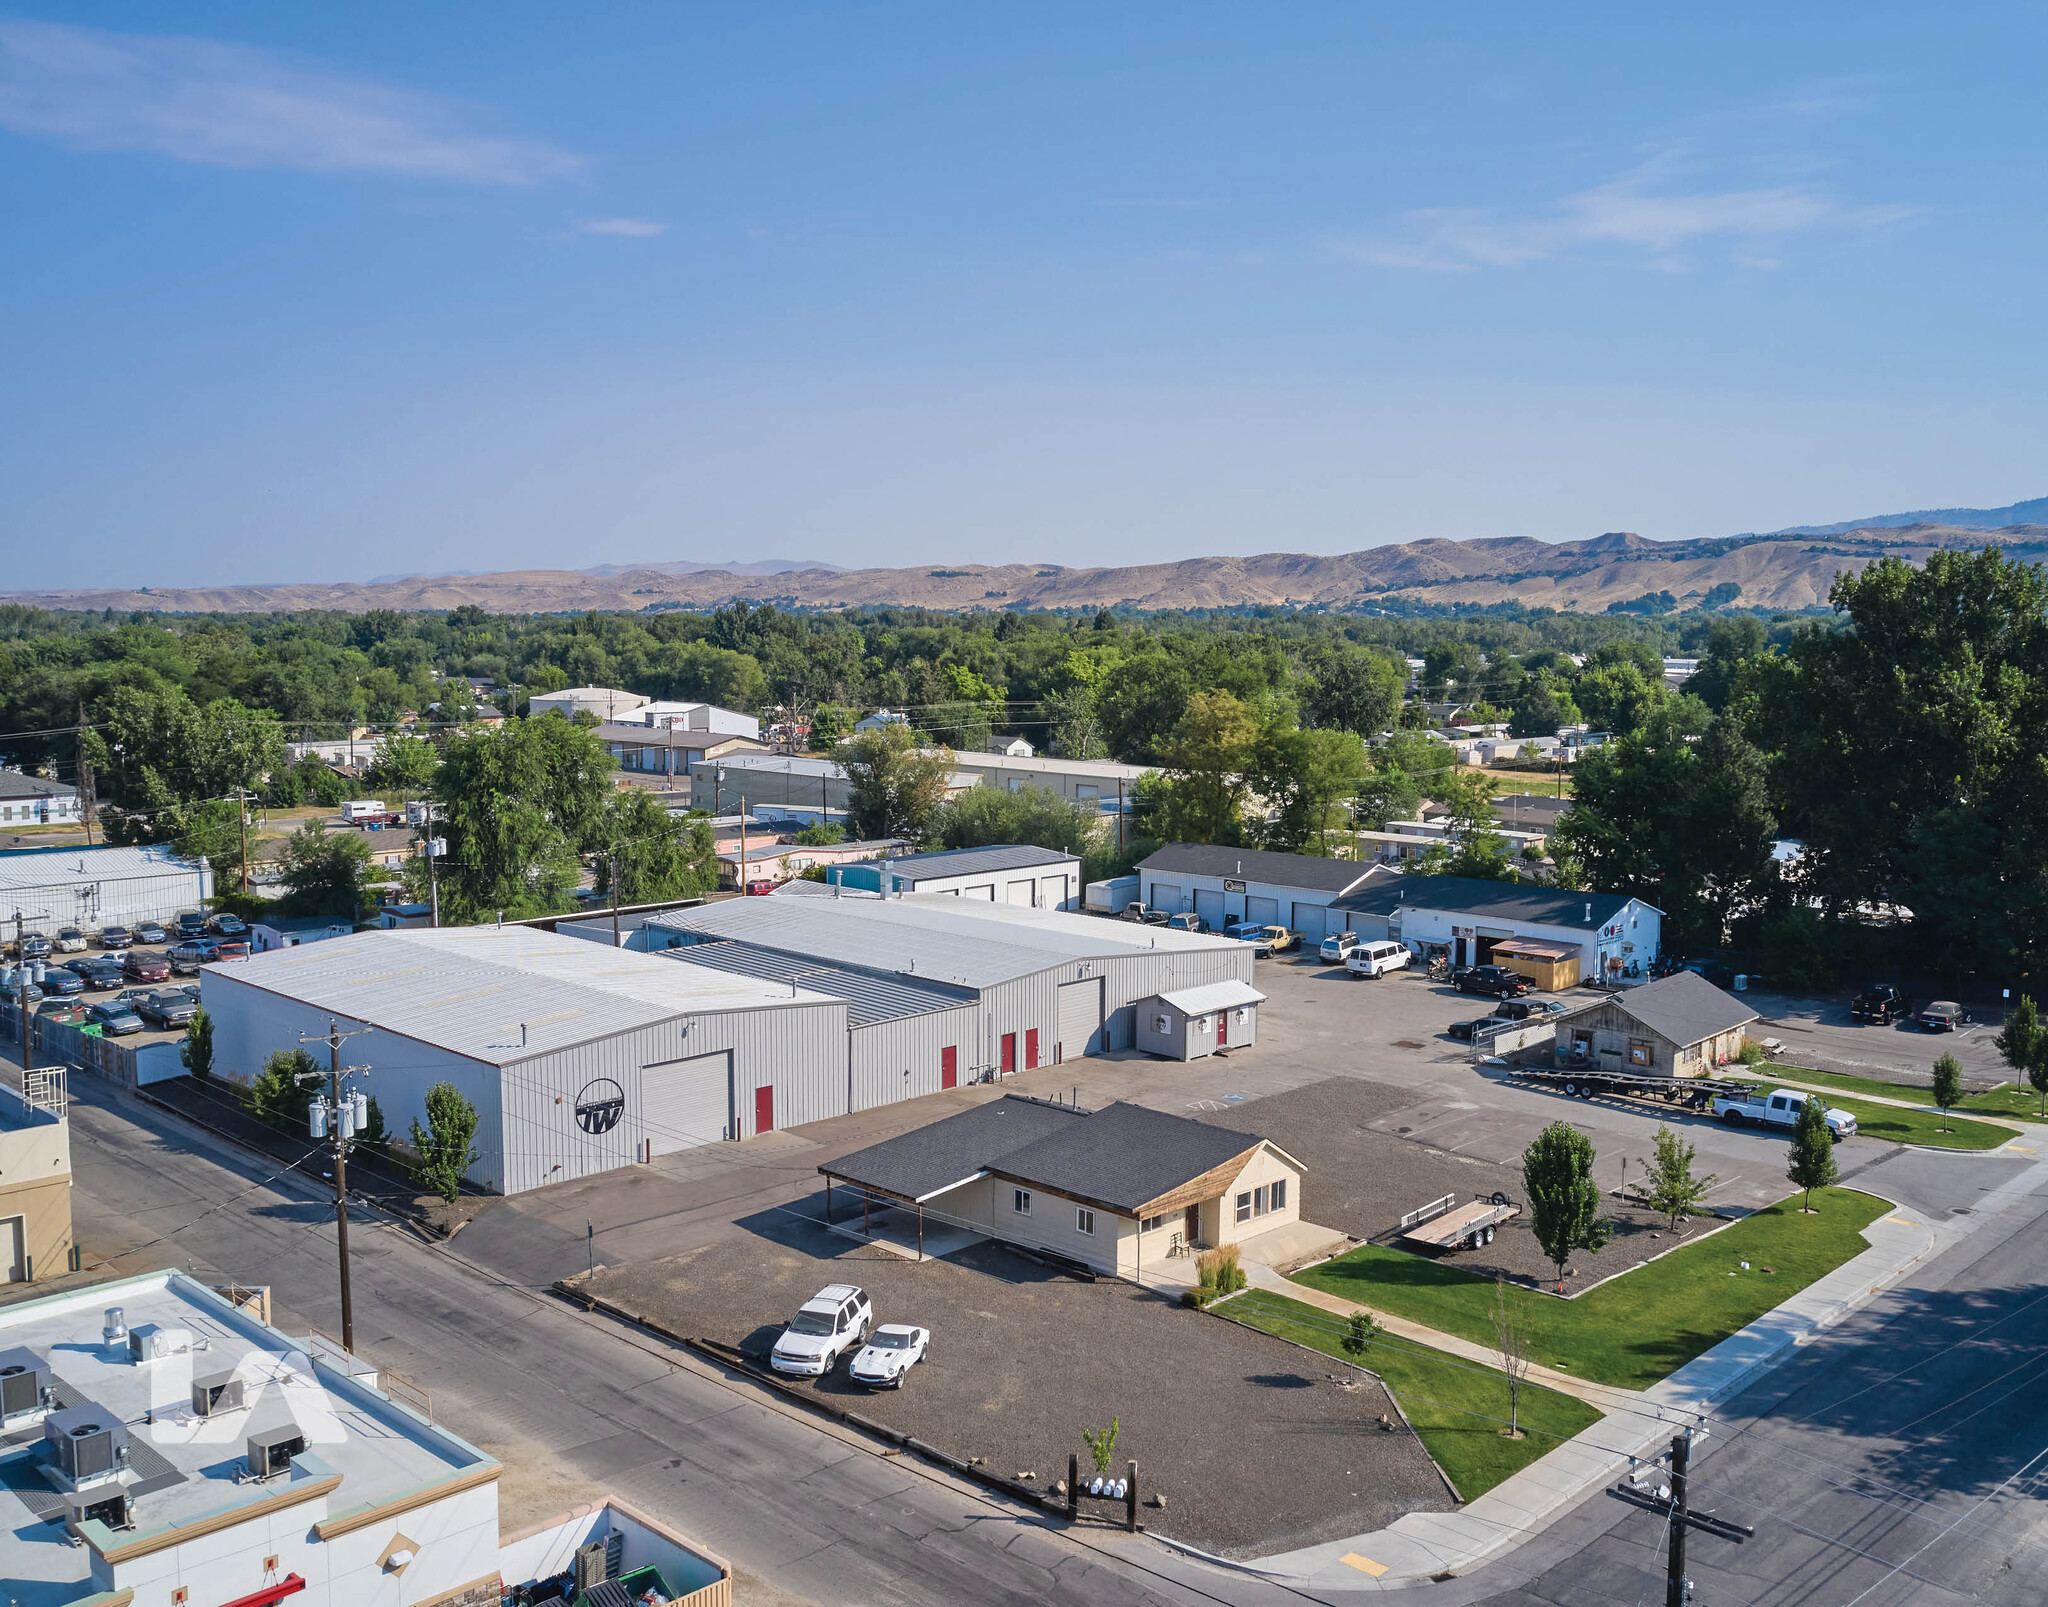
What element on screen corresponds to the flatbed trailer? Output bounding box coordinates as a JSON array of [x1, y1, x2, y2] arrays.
[[1400, 1192, 1520, 1251], [1506, 1066, 1756, 1106]]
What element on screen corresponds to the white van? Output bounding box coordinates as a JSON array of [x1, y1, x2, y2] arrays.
[[1346, 941, 1411, 980]]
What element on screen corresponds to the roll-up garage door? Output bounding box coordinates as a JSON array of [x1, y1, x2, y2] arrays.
[[1292, 902, 1330, 943], [1149, 882, 1181, 912], [641, 1051, 733, 1155], [1057, 976, 1106, 1061], [1246, 896, 1279, 924], [1007, 880, 1034, 905], [1195, 889, 1225, 929]]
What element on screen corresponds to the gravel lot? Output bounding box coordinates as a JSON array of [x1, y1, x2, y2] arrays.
[[1198, 1077, 1717, 1293], [572, 1205, 1451, 1558]]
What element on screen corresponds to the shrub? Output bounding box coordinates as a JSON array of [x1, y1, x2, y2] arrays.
[[1194, 1243, 1247, 1297], [1081, 1415, 1121, 1475], [1736, 1037, 1768, 1066], [180, 1007, 213, 1084], [248, 1049, 318, 1132]]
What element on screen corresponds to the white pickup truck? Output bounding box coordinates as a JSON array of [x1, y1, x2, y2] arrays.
[[1710, 1087, 1856, 1141]]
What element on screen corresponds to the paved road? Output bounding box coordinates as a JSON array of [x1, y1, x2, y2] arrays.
[[59, 1078, 1305, 1607]]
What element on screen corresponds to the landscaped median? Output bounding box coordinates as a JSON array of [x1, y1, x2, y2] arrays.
[[1222, 1288, 1602, 1502], [1755, 1064, 2038, 1135], [1291, 1186, 1891, 1392]]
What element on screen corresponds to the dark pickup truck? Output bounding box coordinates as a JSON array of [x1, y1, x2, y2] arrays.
[[1453, 964, 1533, 998], [1851, 984, 1911, 1024]]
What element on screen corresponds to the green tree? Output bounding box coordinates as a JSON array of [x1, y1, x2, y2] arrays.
[[1421, 640, 1486, 701], [1355, 732, 1456, 829], [433, 716, 615, 919], [180, 1006, 214, 1083], [1996, 994, 2048, 1116], [1253, 725, 1367, 854], [1161, 690, 1257, 843], [794, 820, 846, 846], [368, 733, 439, 793], [278, 822, 375, 918], [1300, 646, 1404, 737], [170, 798, 245, 890], [1340, 1310, 1378, 1375], [840, 721, 955, 843], [1522, 1120, 1611, 1293], [1572, 658, 1667, 736], [1787, 1092, 1838, 1210], [1413, 767, 1513, 881], [248, 1048, 319, 1132], [1685, 615, 1765, 713], [1509, 670, 1582, 739], [592, 790, 718, 904], [410, 1080, 480, 1202], [930, 784, 1103, 856], [1637, 1126, 1718, 1230], [1931, 1051, 1963, 1131], [1081, 1415, 1122, 1476]]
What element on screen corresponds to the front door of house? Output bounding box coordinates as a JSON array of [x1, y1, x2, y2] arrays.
[[1215, 1011, 1228, 1047], [1184, 1204, 1201, 1249]]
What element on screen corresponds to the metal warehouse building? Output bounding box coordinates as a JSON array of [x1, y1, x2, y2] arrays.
[[201, 926, 848, 1195], [826, 843, 1082, 908], [640, 891, 1253, 1084], [1133, 843, 1386, 943], [0, 843, 213, 939]]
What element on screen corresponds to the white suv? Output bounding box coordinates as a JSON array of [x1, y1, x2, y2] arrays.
[[1319, 931, 1362, 963], [1346, 941, 1412, 980], [770, 1284, 873, 1377]]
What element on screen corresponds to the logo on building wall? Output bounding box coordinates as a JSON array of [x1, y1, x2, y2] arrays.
[[1223, 879, 1246, 893], [573, 1078, 626, 1136]]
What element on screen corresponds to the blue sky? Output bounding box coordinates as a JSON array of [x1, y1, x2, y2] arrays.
[[3, 4, 2043, 589]]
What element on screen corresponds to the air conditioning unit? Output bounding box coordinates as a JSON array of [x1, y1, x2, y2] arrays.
[[191, 1370, 245, 1418], [0, 1346, 51, 1423], [128, 1324, 195, 1363], [246, 1422, 306, 1481], [66, 1484, 133, 1531], [44, 1405, 128, 1483]]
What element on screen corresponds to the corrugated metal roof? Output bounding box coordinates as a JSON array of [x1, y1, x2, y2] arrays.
[[1136, 843, 1386, 896], [209, 927, 838, 1065], [0, 843, 202, 893], [884, 845, 1079, 881], [664, 940, 976, 1026], [1156, 979, 1266, 1014], [644, 892, 1238, 989]]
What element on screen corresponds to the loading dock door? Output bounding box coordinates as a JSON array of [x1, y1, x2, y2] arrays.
[[1149, 882, 1181, 912], [1007, 880, 1034, 905], [1195, 889, 1225, 930], [1291, 903, 1330, 943], [641, 1051, 734, 1155], [1057, 976, 1105, 1061], [1246, 896, 1279, 925]]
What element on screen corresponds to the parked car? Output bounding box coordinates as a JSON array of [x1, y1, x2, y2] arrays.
[[97, 925, 133, 950], [1493, 998, 1568, 1021], [1120, 903, 1170, 925], [1230, 923, 1297, 957], [6, 982, 44, 1007], [1851, 984, 1911, 1024], [1320, 931, 1363, 963], [132, 921, 168, 945], [216, 940, 251, 959], [37, 1000, 90, 1026], [1918, 1000, 1969, 1032], [123, 951, 171, 984], [1163, 912, 1205, 932], [52, 926, 87, 954], [175, 912, 208, 939], [86, 1000, 145, 1036], [10, 933, 52, 960], [1711, 1087, 1855, 1140], [135, 990, 197, 1030], [770, 1284, 873, 1377], [1681, 957, 1737, 989], [36, 969, 84, 997], [1446, 1017, 1491, 1043], [1345, 940, 1412, 980], [177, 983, 203, 1005], [73, 961, 127, 990], [166, 939, 219, 974], [205, 914, 247, 937], [849, 1324, 930, 1389], [1453, 964, 1532, 998]]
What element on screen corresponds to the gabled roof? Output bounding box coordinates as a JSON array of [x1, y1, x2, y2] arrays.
[[0, 771, 73, 801], [1156, 979, 1266, 1014], [989, 1102, 1277, 1217], [1563, 970, 1758, 1048], [1337, 873, 1651, 931], [666, 940, 977, 1026], [1135, 844, 1384, 897], [884, 844, 1079, 881], [820, 1095, 1085, 1201]]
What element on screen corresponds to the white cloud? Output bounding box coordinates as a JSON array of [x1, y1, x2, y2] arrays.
[[575, 217, 666, 237], [1340, 156, 1910, 272], [0, 17, 579, 183]]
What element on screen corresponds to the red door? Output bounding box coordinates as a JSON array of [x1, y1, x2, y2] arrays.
[[1216, 1011, 1228, 1047], [754, 1085, 774, 1135], [941, 1046, 958, 1089], [1000, 1032, 1016, 1074], [1024, 1028, 1039, 1070]]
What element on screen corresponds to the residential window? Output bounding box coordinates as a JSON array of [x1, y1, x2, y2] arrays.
[[1235, 1190, 1253, 1224], [1013, 1188, 1031, 1215], [1270, 1179, 1287, 1213], [1140, 1213, 1167, 1233], [1076, 1208, 1096, 1236]]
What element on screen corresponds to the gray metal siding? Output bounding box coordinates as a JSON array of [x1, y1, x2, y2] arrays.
[[849, 1003, 979, 1113]]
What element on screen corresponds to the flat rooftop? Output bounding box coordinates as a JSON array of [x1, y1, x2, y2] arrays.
[[0, 1271, 494, 1606]]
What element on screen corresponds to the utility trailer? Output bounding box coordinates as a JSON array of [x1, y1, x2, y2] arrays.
[[1506, 1067, 1756, 1107], [1400, 1191, 1520, 1252]]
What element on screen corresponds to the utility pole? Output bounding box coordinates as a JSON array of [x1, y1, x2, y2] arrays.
[[420, 799, 441, 928], [1666, 1430, 1689, 1607], [14, 910, 33, 1073], [237, 788, 250, 896], [610, 847, 622, 946], [1116, 779, 1124, 852], [300, 1019, 373, 1352], [75, 702, 96, 846]]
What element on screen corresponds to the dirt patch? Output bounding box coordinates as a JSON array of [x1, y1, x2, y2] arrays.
[[571, 1205, 1451, 1558]]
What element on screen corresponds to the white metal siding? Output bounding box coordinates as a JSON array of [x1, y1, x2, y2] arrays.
[[849, 1003, 978, 1113], [641, 1051, 733, 1153], [1291, 902, 1330, 942], [1056, 977, 1105, 1061], [1006, 880, 1034, 905]]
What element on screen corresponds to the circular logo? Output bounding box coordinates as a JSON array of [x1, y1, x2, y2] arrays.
[[573, 1078, 626, 1136]]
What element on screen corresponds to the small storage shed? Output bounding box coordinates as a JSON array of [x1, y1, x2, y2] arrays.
[[1488, 936, 1580, 993], [1138, 979, 1265, 1060]]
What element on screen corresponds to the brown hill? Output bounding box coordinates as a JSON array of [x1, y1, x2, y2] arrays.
[[13, 524, 2046, 617]]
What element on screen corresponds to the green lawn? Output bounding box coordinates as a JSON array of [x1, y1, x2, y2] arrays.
[[1292, 1187, 1890, 1391], [1756, 1064, 2046, 1124], [1731, 1071, 2019, 1149], [1223, 1287, 1602, 1501]]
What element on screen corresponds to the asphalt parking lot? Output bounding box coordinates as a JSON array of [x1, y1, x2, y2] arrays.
[[1741, 986, 2012, 1088], [571, 1204, 1452, 1559], [15, 932, 208, 1051]]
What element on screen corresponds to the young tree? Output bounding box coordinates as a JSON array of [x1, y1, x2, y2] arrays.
[[1490, 1275, 1532, 1439], [248, 1049, 318, 1131], [410, 1081, 481, 1203], [1787, 1092, 1838, 1211], [1996, 996, 2046, 1116], [1638, 1126, 1719, 1230], [1931, 1051, 1963, 1132], [1340, 1310, 1378, 1378], [1522, 1121, 1611, 1293], [180, 1006, 213, 1083], [278, 822, 375, 918], [839, 721, 956, 843], [1081, 1415, 1121, 1475]]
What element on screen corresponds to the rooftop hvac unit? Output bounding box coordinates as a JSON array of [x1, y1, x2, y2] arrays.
[[0, 1346, 52, 1423], [128, 1324, 195, 1363], [44, 1405, 128, 1483], [66, 1484, 133, 1532], [246, 1422, 306, 1481], [191, 1369, 245, 1418]]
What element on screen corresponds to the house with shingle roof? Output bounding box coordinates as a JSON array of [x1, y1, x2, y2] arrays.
[[1551, 970, 1758, 1077]]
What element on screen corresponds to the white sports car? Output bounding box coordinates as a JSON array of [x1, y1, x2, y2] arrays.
[[848, 1324, 929, 1389]]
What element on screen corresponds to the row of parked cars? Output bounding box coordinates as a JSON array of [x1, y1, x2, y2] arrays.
[[1851, 984, 1971, 1032], [768, 1284, 931, 1390], [7, 911, 248, 963]]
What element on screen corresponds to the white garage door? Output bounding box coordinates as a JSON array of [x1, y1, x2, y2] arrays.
[[1246, 896, 1279, 925], [1195, 888, 1225, 929], [641, 1051, 733, 1155], [1148, 882, 1181, 912], [1007, 880, 1034, 905], [1292, 902, 1331, 943], [1057, 977, 1105, 1061], [967, 883, 996, 899]]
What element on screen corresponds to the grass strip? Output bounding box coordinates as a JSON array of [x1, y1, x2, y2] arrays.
[[1223, 1287, 1601, 1501], [1731, 1071, 2018, 1149], [1756, 1064, 2044, 1124], [1293, 1187, 1889, 1391]]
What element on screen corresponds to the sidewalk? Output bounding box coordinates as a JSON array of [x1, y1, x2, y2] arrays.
[[1199, 1158, 2048, 1591]]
